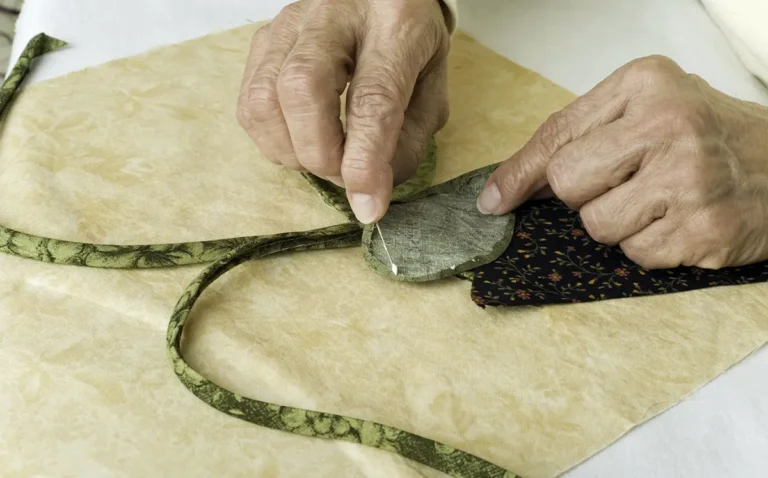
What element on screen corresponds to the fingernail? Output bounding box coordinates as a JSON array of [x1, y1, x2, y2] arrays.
[[350, 193, 378, 224], [327, 175, 345, 187], [477, 183, 501, 215]]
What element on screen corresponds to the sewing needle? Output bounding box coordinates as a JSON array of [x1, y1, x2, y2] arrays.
[[375, 222, 398, 276]]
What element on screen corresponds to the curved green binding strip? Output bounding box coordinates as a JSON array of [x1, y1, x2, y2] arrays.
[[0, 34, 520, 478], [0, 33, 67, 116], [0, 223, 288, 268], [166, 223, 516, 478]]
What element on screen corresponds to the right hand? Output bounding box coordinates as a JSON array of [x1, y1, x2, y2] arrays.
[[236, 0, 451, 224]]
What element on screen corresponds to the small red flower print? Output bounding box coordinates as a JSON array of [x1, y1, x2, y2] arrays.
[[548, 272, 562, 282], [516, 232, 532, 239], [566, 246, 576, 252], [572, 271, 582, 278], [571, 229, 584, 237], [614, 268, 629, 277], [515, 290, 531, 299]]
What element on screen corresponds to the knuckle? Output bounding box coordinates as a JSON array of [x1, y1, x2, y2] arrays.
[[235, 101, 252, 129], [348, 83, 405, 123], [251, 24, 271, 45], [278, 2, 302, 18], [668, 106, 711, 139], [537, 111, 571, 156], [341, 156, 371, 174], [674, 158, 733, 206], [624, 55, 681, 84], [276, 61, 321, 99], [496, 164, 524, 198], [341, 155, 385, 187], [648, 101, 709, 140], [238, 82, 281, 127]]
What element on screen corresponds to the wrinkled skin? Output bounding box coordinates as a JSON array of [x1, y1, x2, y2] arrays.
[[238, 2, 768, 270], [236, 0, 450, 224], [478, 56, 768, 269]]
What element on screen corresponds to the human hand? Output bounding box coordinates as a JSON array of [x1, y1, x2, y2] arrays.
[[477, 56, 768, 269], [237, 0, 451, 224]]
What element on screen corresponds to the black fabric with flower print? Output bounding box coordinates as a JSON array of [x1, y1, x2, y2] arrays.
[[470, 199, 768, 307]]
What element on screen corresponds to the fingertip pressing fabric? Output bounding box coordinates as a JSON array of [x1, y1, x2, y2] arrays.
[[301, 137, 438, 219]]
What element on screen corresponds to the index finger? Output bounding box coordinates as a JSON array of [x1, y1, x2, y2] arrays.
[[341, 45, 422, 224], [276, 10, 356, 182], [477, 74, 629, 215]]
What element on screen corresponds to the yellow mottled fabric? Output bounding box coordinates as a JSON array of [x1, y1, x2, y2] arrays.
[[0, 24, 766, 478]]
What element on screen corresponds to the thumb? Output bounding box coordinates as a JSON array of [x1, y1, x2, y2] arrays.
[[476, 121, 562, 215]]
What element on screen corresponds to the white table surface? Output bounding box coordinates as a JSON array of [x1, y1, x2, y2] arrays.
[[10, 1, 768, 477]]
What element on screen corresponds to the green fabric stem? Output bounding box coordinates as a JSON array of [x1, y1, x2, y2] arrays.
[[168, 223, 516, 478], [0, 33, 520, 478]]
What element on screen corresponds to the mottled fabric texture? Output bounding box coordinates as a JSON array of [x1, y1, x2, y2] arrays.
[[471, 199, 768, 307], [168, 224, 518, 478], [1, 35, 523, 478], [2, 24, 765, 478], [363, 164, 515, 282]]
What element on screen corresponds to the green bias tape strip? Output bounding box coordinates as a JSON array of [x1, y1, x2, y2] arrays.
[[0, 33, 518, 478]]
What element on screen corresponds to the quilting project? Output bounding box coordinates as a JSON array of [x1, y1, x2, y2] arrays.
[[0, 34, 518, 478], [471, 198, 768, 307], [3, 25, 767, 478]]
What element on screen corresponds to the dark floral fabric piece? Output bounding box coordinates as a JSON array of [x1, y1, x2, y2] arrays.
[[471, 199, 768, 307]]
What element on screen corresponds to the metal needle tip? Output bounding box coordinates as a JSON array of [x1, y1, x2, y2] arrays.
[[375, 223, 398, 276]]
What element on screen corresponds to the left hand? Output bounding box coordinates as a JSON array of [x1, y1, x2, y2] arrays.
[[477, 55, 768, 270]]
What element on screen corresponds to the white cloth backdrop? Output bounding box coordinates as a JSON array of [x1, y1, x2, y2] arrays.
[[9, 1, 768, 477]]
